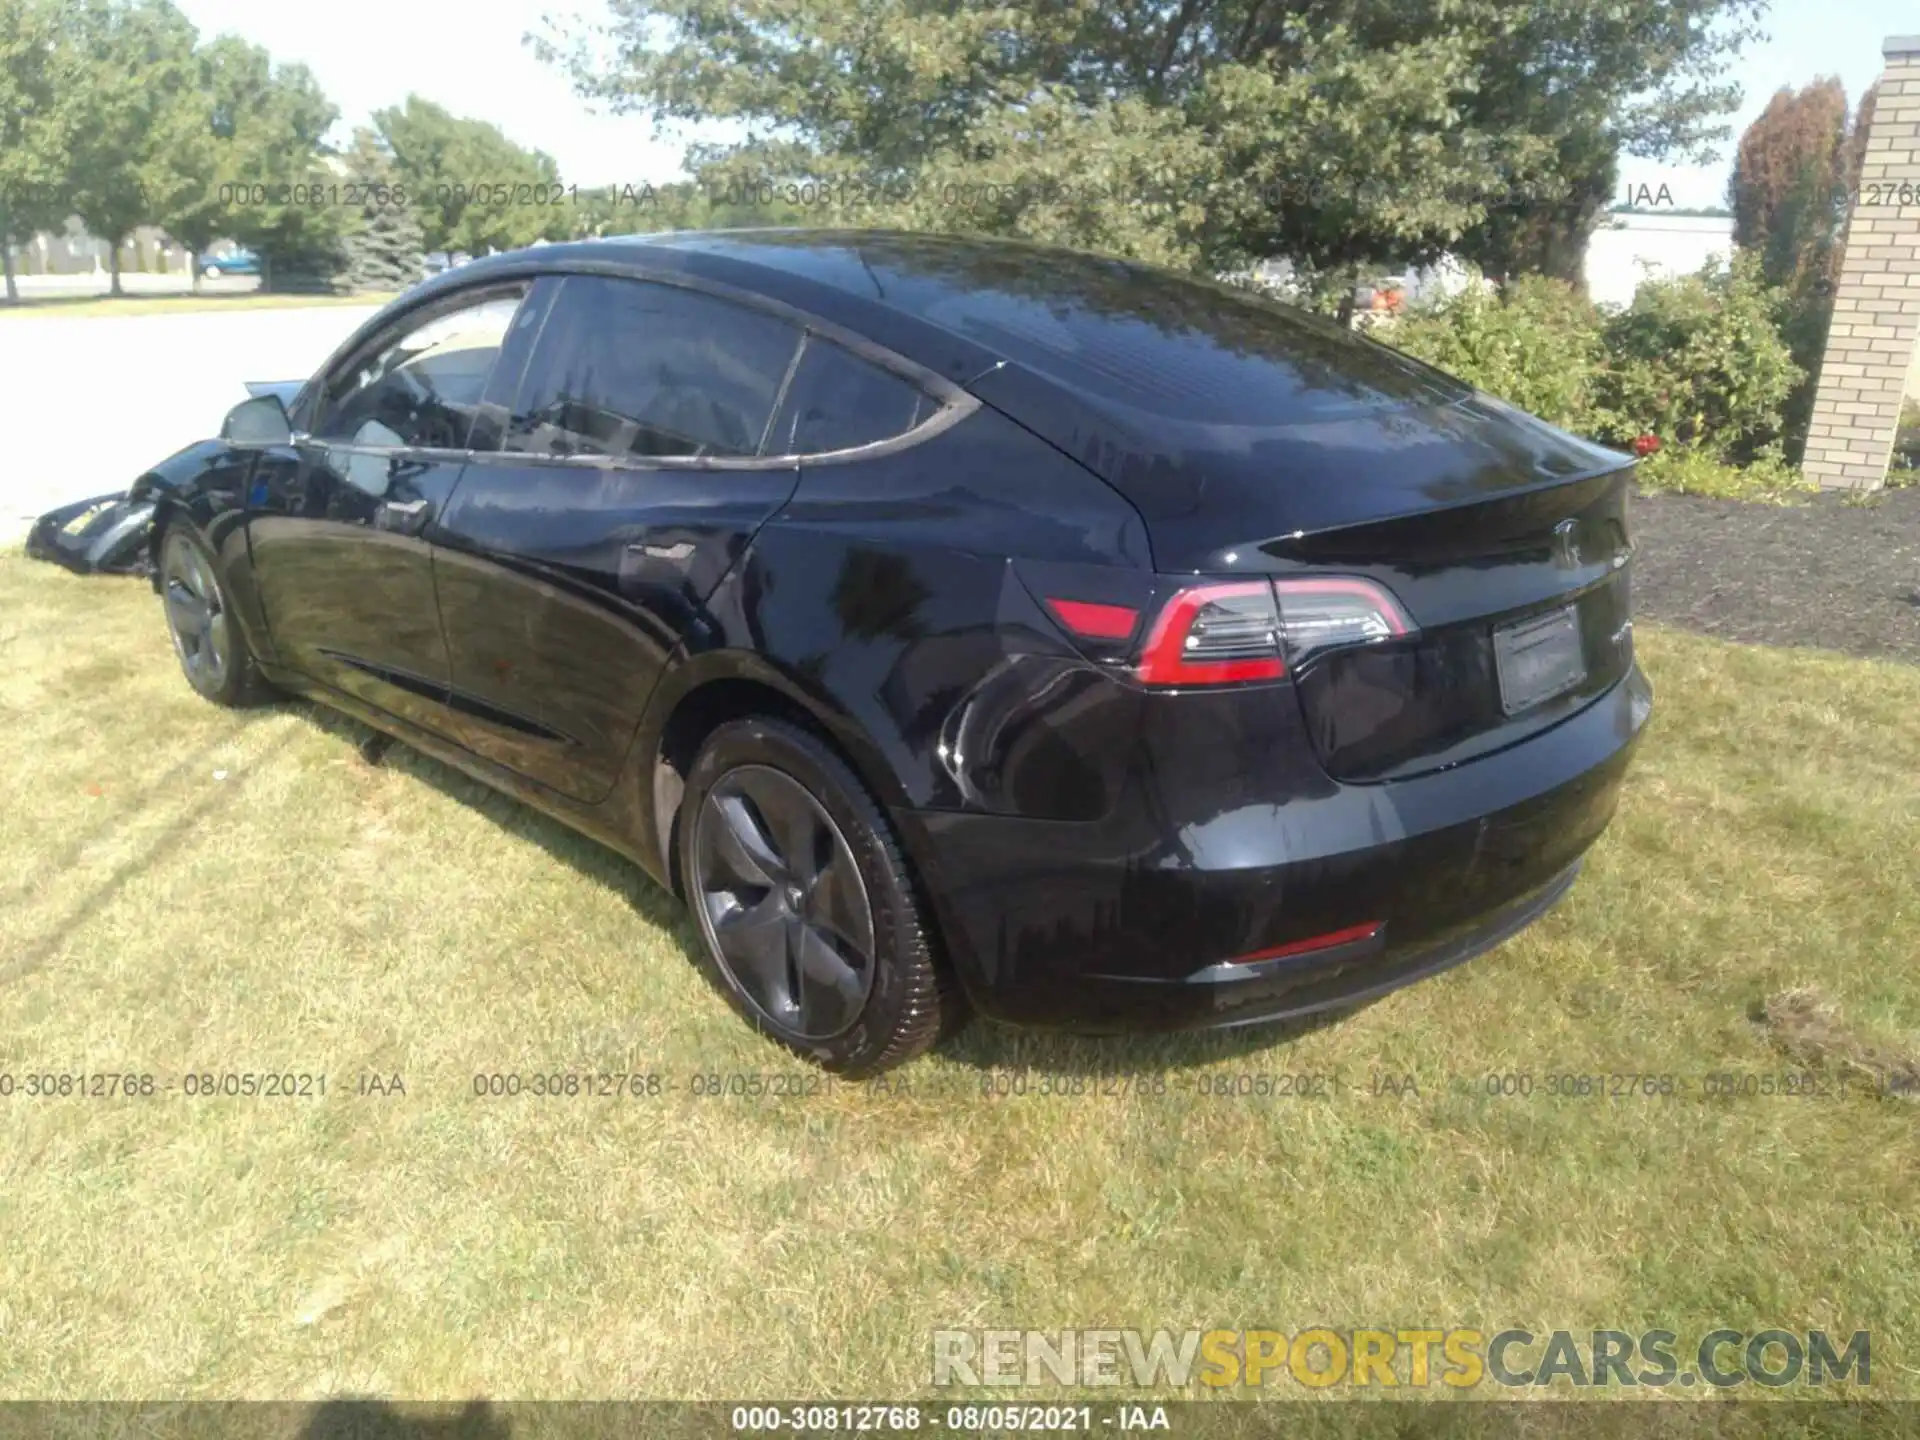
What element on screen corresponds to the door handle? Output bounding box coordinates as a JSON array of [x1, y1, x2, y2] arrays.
[[382, 498, 430, 516]]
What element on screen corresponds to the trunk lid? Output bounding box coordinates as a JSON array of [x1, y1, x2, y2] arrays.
[[1273, 468, 1637, 781], [968, 358, 1633, 573]]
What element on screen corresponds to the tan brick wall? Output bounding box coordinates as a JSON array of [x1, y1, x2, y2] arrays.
[[1803, 39, 1920, 489]]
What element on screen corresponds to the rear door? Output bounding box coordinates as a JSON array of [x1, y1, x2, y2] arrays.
[[246, 285, 529, 735], [430, 273, 807, 802]]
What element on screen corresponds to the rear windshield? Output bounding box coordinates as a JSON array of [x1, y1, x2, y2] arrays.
[[727, 234, 1472, 425], [920, 272, 1467, 423]]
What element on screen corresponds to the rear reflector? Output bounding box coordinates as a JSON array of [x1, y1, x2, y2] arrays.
[[1045, 597, 1140, 641], [1229, 920, 1383, 965]]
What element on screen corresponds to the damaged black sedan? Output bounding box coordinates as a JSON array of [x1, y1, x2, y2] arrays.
[[129, 230, 1651, 1073]]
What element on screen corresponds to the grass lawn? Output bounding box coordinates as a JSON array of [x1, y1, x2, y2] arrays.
[[0, 549, 1915, 1403], [0, 291, 396, 319]]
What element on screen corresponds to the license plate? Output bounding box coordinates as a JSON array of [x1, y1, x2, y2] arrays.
[[1494, 606, 1586, 715]]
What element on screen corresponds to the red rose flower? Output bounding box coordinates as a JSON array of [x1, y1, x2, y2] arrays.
[[1632, 433, 1662, 456]]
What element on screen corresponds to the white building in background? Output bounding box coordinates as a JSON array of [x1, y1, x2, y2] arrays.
[[1584, 213, 1735, 309], [1235, 216, 1735, 313]]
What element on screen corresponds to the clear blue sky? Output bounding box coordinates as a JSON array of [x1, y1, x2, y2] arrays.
[[175, 0, 1914, 205]]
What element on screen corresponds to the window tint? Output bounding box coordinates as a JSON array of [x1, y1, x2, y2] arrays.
[[766, 337, 927, 455], [316, 291, 524, 450], [505, 276, 802, 460]]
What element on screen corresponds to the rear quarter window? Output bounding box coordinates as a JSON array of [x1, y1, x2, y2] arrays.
[[766, 337, 928, 456]]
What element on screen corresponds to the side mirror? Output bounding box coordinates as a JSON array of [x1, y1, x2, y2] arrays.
[[221, 394, 293, 446]]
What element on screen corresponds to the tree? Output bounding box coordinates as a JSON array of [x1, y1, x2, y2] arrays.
[[374, 96, 569, 256], [1839, 80, 1879, 207], [1728, 80, 1882, 461], [65, 0, 203, 295], [0, 0, 80, 303], [535, 0, 1764, 283], [154, 36, 293, 289], [339, 128, 425, 293], [1729, 79, 1849, 288], [197, 44, 349, 290]]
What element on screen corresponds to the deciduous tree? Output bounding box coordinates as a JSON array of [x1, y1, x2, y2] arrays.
[[0, 0, 79, 302], [374, 96, 569, 257], [1729, 79, 1849, 288], [65, 0, 203, 295], [535, 0, 1764, 280]]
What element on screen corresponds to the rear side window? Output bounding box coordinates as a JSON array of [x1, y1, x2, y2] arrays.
[[765, 337, 928, 455], [504, 276, 802, 460]]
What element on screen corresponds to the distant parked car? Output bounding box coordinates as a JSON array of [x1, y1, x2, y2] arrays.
[[199, 249, 260, 278]]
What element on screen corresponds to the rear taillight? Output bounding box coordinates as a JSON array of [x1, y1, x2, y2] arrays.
[[1136, 582, 1286, 686], [1133, 577, 1412, 687], [1271, 577, 1412, 669]]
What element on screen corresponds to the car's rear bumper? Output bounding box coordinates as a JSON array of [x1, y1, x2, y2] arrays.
[[898, 662, 1651, 1032], [1026, 855, 1583, 1033]]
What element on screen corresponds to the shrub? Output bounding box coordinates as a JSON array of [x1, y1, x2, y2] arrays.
[[1633, 441, 1814, 501], [1386, 274, 1602, 431], [1592, 254, 1802, 463], [1891, 398, 1920, 488]]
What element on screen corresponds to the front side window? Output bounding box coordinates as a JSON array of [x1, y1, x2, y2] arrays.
[[504, 276, 803, 460], [316, 290, 526, 451], [765, 337, 928, 456]]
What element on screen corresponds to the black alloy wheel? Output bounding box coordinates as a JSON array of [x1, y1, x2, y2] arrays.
[[695, 763, 876, 1040], [680, 717, 962, 1073], [160, 525, 269, 706]]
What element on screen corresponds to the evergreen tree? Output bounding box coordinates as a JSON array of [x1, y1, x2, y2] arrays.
[[341, 129, 425, 293]]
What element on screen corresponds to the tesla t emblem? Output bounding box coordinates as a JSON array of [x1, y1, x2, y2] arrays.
[[1552, 518, 1581, 569]]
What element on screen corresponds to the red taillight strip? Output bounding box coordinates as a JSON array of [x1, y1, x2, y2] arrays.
[[1136, 580, 1285, 686], [1228, 920, 1383, 966], [1045, 597, 1140, 640]]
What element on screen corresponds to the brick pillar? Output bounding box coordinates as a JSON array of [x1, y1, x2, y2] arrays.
[[1802, 35, 1920, 491]]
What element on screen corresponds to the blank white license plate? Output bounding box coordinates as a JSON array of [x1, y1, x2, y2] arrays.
[[1494, 606, 1586, 714]]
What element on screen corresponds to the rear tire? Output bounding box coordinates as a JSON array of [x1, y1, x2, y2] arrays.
[[679, 716, 963, 1075], [159, 523, 272, 708]]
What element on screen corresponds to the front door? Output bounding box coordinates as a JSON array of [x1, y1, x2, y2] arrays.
[[247, 286, 530, 734], [430, 273, 808, 802]]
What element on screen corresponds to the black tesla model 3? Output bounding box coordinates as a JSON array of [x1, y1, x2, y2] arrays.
[[135, 230, 1651, 1073]]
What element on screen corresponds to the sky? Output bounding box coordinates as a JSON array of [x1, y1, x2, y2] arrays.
[[174, 0, 1916, 207]]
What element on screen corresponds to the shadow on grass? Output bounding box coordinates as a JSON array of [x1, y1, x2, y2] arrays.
[[301, 1398, 509, 1439], [282, 698, 1369, 1080]]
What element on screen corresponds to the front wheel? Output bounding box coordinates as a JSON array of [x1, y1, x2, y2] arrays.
[[160, 524, 271, 707], [679, 717, 963, 1074]]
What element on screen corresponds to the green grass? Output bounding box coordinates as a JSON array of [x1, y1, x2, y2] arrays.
[[0, 291, 396, 319], [0, 551, 1915, 1402]]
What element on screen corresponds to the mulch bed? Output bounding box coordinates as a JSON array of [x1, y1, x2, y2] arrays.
[[1630, 485, 1920, 666]]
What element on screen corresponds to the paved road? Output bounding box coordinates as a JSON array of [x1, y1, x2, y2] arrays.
[[2, 304, 379, 535]]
